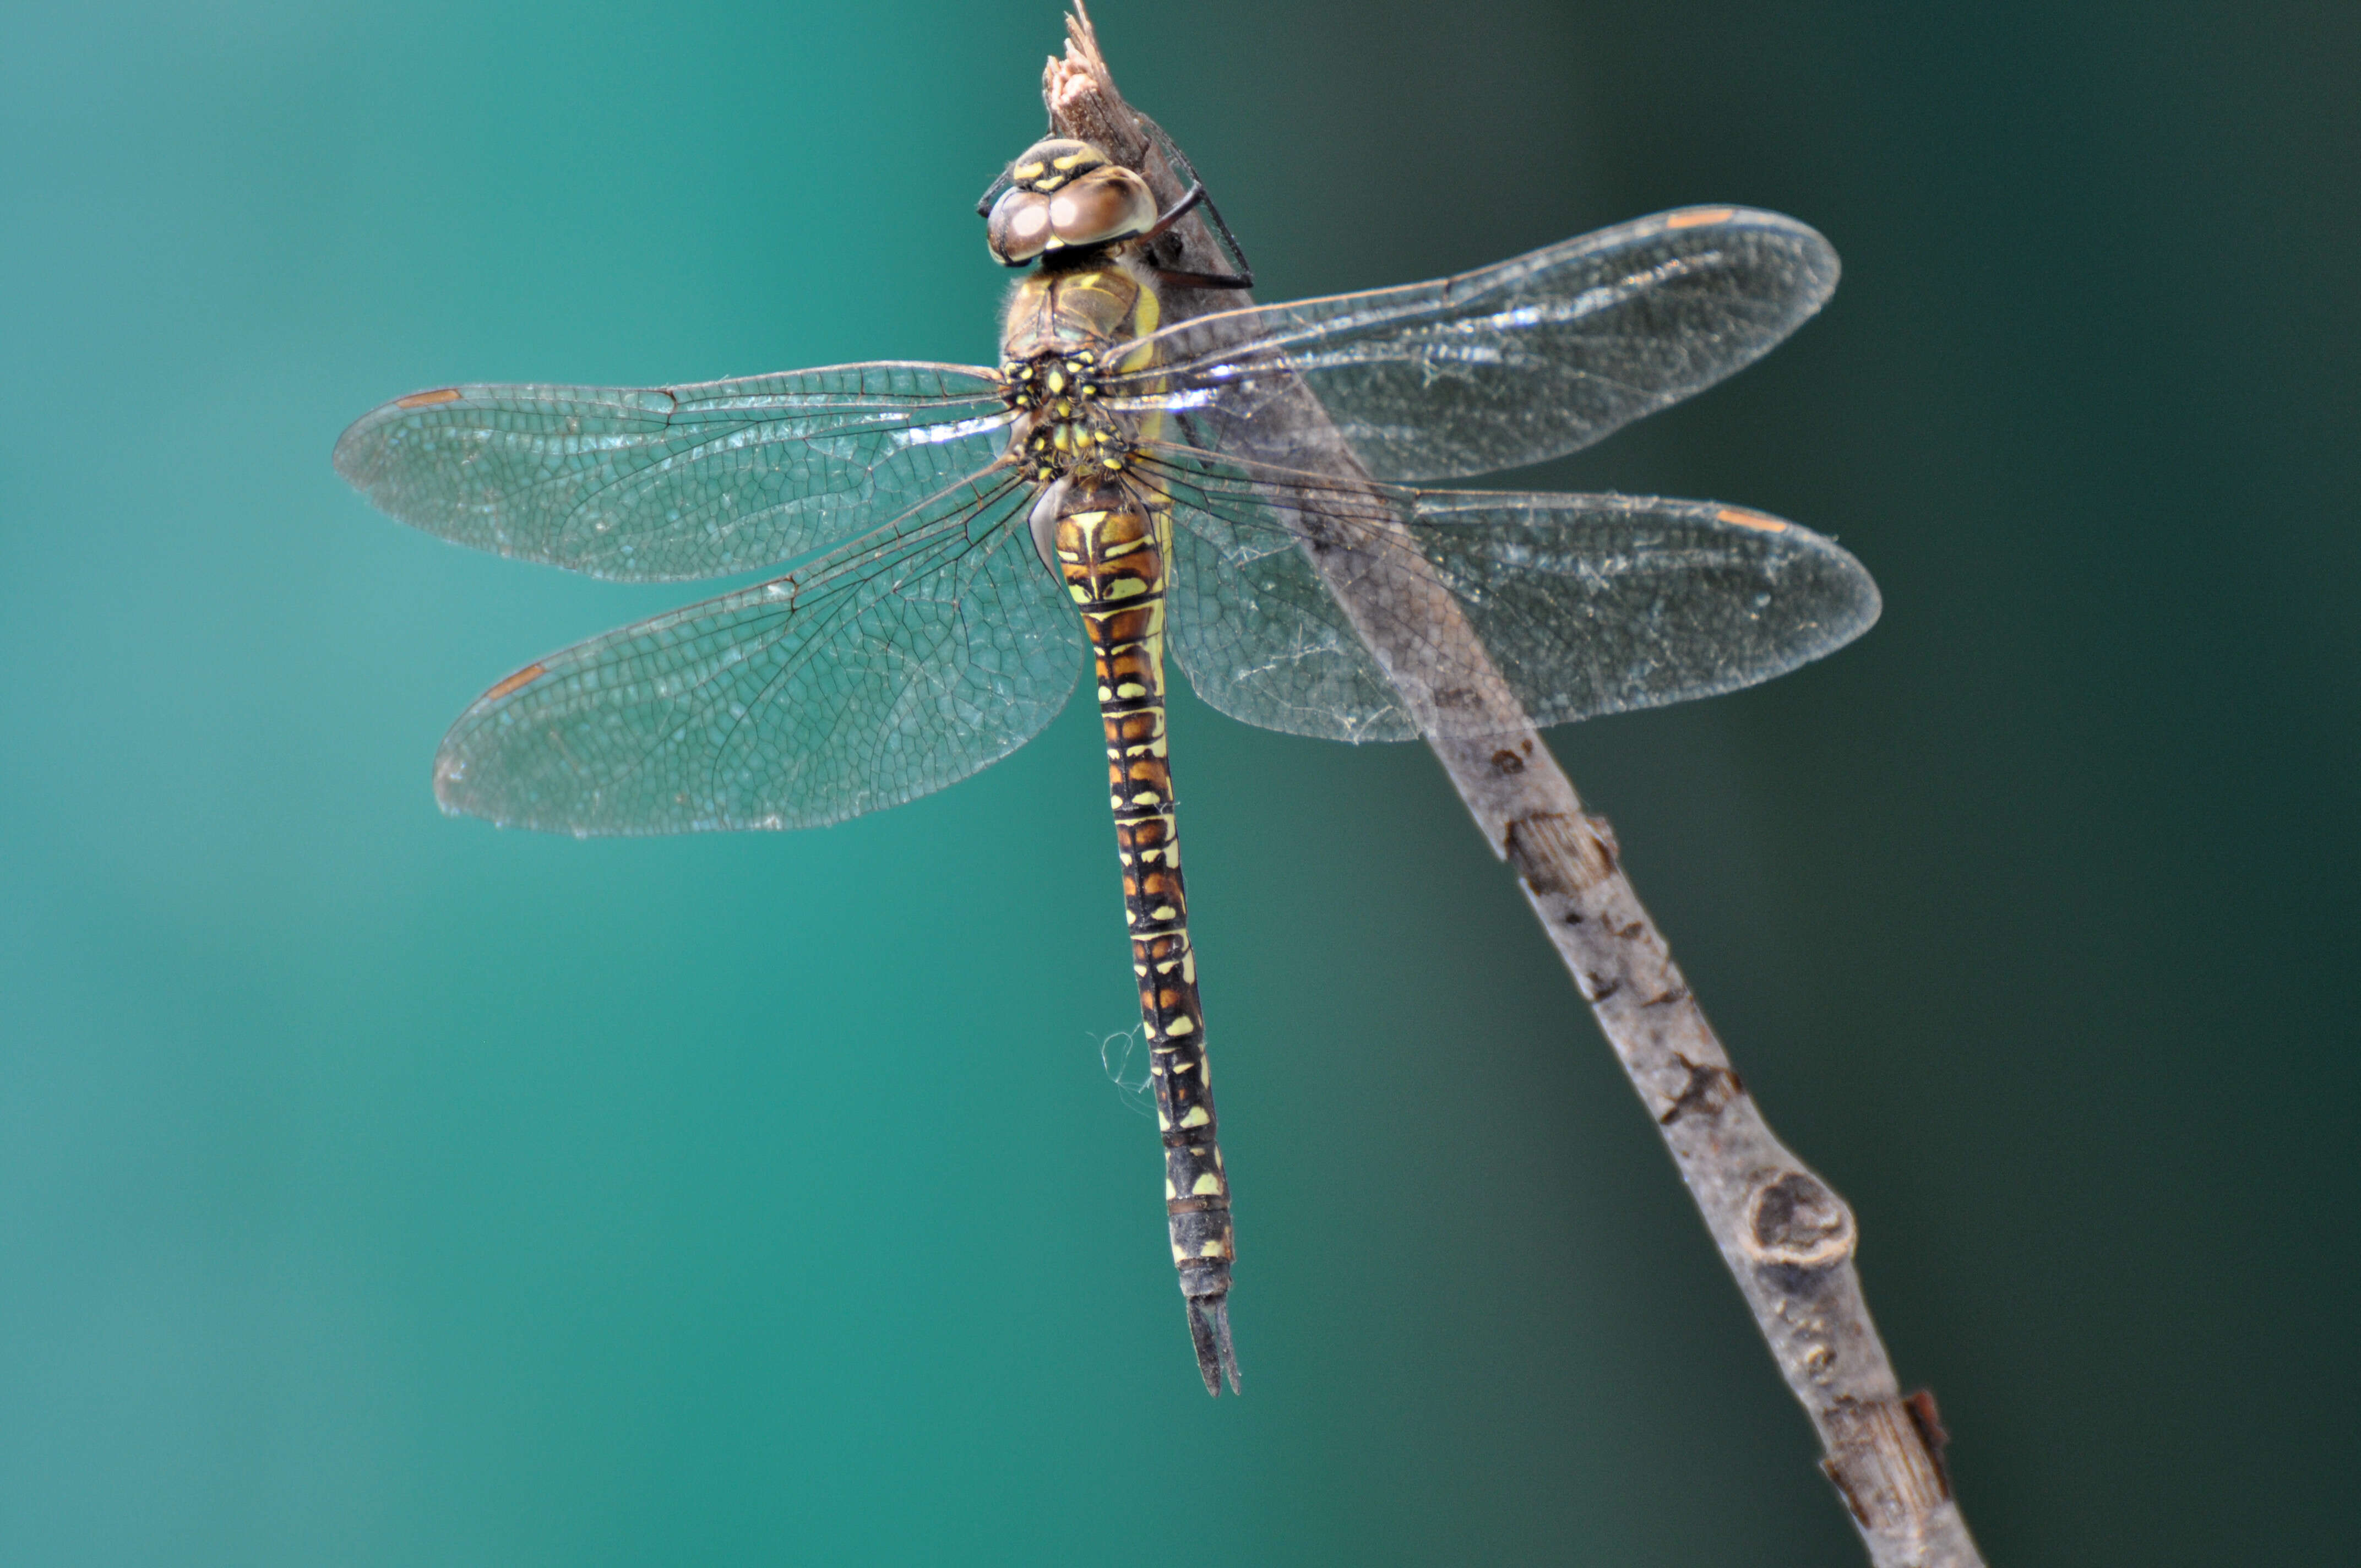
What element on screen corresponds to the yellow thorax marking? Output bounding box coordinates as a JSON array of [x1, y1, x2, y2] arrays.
[[1122, 284, 1161, 378]]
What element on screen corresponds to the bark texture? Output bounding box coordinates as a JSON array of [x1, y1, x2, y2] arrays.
[[1045, 6, 1986, 1564]]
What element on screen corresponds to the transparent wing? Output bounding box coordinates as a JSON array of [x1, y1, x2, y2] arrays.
[[334, 362, 1013, 581], [433, 470, 1084, 833], [1107, 208, 1837, 482], [1138, 448, 1878, 743]]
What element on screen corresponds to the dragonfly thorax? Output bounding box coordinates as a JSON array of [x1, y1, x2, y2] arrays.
[[997, 262, 1159, 492], [1003, 347, 1135, 487], [1000, 349, 1104, 413]]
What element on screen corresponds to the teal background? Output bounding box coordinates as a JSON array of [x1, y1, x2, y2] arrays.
[[3, 2, 2354, 1563]]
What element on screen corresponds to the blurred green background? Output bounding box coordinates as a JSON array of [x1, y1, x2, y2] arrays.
[[3, 2, 2353, 1562]]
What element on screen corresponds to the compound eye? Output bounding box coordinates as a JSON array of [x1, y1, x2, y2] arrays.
[[986, 188, 1054, 265], [1047, 167, 1157, 249]]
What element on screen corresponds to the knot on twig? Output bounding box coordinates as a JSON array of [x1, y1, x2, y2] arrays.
[[1741, 1170, 1856, 1270], [1658, 1052, 1743, 1125]]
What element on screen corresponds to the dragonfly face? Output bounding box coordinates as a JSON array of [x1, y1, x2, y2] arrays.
[[335, 177, 1878, 1394], [984, 138, 1160, 267]]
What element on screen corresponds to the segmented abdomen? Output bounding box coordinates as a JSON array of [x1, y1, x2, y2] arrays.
[[1052, 479, 1236, 1317]]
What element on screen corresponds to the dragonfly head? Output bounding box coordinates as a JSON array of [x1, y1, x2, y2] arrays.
[[983, 138, 1158, 268]]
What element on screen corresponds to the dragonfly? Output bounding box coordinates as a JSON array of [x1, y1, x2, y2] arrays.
[[335, 134, 1878, 1396]]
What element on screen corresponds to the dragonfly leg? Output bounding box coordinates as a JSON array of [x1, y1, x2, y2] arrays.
[[1139, 182, 1255, 290], [1139, 180, 1207, 241], [1055, 479, 1241, 1396]]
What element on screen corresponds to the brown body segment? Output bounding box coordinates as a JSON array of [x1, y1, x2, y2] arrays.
[[1052, 481, 1237, 1392]]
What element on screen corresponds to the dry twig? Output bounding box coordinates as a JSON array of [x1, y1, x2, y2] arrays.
[[1043, 6, 1986, 1564]]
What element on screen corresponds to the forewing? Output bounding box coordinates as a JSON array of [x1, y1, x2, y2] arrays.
[[1109, 208, 1837, 481], [433, 472, 1084, 832], [1144, 451, 1878, 742], [334, 362, 1012, 581]]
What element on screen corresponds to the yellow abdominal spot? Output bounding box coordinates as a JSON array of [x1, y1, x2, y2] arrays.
[[1192, 1174, 1224, 1196], [1179, 1106, 1211, 1129]]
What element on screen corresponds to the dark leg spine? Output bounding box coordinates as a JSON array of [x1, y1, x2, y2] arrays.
[[1055, 483, 1239, 1396]]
